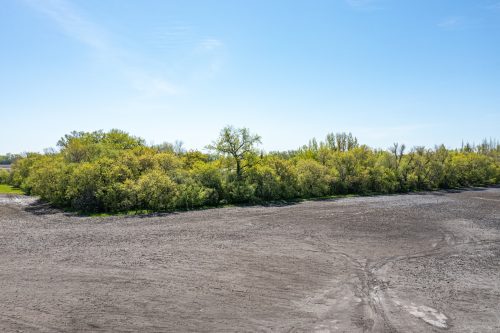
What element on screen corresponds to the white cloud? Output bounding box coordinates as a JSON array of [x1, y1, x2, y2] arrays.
[[437, 16, 464, 30], [23, 0, 179, 96]]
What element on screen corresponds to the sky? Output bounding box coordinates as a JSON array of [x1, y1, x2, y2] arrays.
[[1, 0, 499, 154]]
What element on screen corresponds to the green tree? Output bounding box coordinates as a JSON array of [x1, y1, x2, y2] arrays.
[[6, 128, 500, 213], [207, 126, 261, 180]]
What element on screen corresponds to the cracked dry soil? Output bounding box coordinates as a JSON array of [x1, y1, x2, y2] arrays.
[[1, 188, 499, 332]]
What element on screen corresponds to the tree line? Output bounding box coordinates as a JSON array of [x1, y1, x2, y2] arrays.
[[2, 127, 499, 213], [0, 153, 22, 165]]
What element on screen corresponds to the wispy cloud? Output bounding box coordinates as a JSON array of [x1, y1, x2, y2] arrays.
[[148, 23, 195, 50], [198, 38, 223, 51], [191, 38, 225, 79], [437, 16, 465, 30], [23, 0, 179, 96], [25, 0, 108, 50]]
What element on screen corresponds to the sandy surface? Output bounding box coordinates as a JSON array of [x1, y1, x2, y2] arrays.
[[0, 188, 499, 332]]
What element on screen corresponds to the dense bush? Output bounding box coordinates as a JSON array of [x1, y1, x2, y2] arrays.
[[7, 128, 500, 213], [296, 159, 332, 197], [0, 169, 10, 184]]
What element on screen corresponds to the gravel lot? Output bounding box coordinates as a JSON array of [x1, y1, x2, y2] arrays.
[[1, 188, 499, 332]]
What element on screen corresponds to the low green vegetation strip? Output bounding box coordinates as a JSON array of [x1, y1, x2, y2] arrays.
[[4, 127, 500, 214], [0, 184, 24, 195]]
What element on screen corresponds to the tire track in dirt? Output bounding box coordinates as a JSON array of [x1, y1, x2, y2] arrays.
[[309, 237, 397, 332], [311, 219, 500, 332], [367, 226, 500, 331], [1, 189, 498, 332]]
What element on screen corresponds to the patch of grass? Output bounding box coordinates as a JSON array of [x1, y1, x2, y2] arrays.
[[0, 184, 24, 195], [88, 209, 153, 217]]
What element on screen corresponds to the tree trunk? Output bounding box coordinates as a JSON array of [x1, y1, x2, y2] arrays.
[[236, 158, 242, 180]]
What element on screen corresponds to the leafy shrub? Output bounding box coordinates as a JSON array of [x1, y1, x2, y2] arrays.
[[9, 154, 40, 190], [225, 180, 256, 203], [176, 178, 210, 209], [247, 164, 281, 201], [135, 169, 178, 211], [7, 129, 499, 213], [191, 161, 224, 204], [0, 169, 9, 184], [296, 159, 332, 197], [24, 156, 71, 206]]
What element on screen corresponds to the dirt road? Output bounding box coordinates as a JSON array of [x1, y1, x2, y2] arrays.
[[1, 188, 499, 332]]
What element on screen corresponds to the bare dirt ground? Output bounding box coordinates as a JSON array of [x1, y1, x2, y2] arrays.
[[1, 188, 499, 332]]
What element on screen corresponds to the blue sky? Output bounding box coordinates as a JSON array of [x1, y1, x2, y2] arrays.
[[1, 0, 499, 154]]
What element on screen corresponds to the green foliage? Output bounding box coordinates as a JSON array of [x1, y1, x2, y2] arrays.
[[445, 152, 498, 187], [24, 155, 71, 206], [176, 178, 211, 209], [135, 169, 178, 211], [226, 180, 256, 203], [8, 128, 500, 213], [191, 161, 224, 205], [296, 159, 332, 197], [9, 153, 41, 190], [0, 169, 9, 184], [247, 163, 281, 200], [207, 126, 261, 180], [57, 129, 145, 163]]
